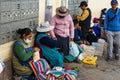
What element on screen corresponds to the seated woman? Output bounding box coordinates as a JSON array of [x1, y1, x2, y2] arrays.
[[12, 28, 41, 76], [86, 27, 98, 45], [35, 21, 64, 67]]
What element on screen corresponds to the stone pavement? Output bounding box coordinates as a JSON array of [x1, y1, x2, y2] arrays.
[[64, 56, 120, 80]]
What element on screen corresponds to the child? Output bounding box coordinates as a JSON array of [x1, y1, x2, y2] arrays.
[[73, 19, 84, 44], [86, 27, 98, 45], [92, 17, 101, 38]]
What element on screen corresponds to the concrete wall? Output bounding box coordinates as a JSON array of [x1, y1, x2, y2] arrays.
[[0, 0, 61, 61], [0, 0, 61, 79]]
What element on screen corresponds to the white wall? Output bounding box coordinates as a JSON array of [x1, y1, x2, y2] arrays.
[[88, 0, 120, 19]]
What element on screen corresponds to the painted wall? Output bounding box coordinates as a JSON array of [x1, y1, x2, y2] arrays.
[[88, 0, 120, 19]]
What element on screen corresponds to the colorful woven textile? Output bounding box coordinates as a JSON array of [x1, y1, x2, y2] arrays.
[[29, 59, 78, 80]]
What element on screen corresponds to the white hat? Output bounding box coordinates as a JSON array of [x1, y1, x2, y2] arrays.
[[36, 21, 54, 32]]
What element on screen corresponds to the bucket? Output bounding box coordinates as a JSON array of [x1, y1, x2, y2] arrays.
[[92, 42, 104, 56]]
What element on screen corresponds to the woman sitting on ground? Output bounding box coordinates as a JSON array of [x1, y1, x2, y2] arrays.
[[35, 21, 64, 67], [12, 28, 41, 76]]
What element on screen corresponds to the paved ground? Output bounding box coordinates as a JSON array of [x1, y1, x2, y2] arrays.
[[64, 56, 120, 80]]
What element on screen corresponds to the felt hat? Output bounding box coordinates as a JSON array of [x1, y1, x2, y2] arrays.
[[56, 6, 69, 16]]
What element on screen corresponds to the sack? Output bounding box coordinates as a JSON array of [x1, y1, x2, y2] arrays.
[[69, 42, 79, 57]]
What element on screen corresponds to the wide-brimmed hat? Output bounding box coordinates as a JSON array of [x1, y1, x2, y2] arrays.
[[111, 0, 118, 5], [36, 21, 54, 32], [56, 6, 69, 16]]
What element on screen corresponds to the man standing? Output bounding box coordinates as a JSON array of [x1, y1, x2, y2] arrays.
[[77, 1, 92, 40], [104, 0, 120, 61]]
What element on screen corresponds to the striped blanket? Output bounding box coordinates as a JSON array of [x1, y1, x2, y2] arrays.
[[29, 59, 78, 80]]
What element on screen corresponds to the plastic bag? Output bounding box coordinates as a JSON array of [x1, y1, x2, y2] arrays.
[[0, 59, 5, 74], [69, 42, 79, 57], [82, 56, 97, 66]]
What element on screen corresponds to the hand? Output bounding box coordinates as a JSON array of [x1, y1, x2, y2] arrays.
[[52, 37, 57, 40], [77, 26, 81, 30], [70, 38, 73, 41], [34, 47, 40, 52]]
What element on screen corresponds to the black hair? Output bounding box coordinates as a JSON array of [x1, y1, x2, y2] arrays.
[[17, 28, 32, 37], [101, 8, 107, 13], [89, 27, 93, 29], [73, 19, 78, 25], [80, 1, 88, 7]]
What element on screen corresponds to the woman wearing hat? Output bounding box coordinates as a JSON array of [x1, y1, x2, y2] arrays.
[[35, 21, 64, 67], [50, 6, 74, 56]]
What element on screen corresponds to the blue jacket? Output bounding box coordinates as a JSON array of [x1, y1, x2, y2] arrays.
[[104, 8, 120, 32], [93, 24, 101, 37]]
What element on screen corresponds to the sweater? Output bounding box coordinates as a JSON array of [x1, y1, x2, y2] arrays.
[[104, 8, 120, 32]]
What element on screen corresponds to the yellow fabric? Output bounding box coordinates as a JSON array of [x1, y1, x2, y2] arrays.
[[77, 9, 89, 21], [12, 56, 32, 76], [82, 56, 97, 66]]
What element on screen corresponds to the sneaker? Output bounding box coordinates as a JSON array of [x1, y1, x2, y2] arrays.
[[115, 55, 119, 60]]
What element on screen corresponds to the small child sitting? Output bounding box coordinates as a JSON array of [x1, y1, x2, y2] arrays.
[[73, 19, 84, 44], [86, 27, 98, 45], [92, 17, 101, 38]]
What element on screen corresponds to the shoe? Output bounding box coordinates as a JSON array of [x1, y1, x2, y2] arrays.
[[106, 57, 113, 62], [115, 55, 119, 60]]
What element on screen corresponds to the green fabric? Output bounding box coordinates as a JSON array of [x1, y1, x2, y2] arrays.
[[75, 43, 83, 53], [14, 42, 34, 61], [64, 43, 83, 63], [64, 55, 76, 62], [36, 34, 64, 67]]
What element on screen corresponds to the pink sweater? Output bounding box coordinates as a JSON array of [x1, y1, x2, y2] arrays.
[[50, 14, 74, 38]]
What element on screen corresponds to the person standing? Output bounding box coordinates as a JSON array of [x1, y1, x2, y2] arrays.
[[100, 8, 107, 27], [77, 1, 92, 40], [104, 0, 120, 61], [50, 6, 74, 56]]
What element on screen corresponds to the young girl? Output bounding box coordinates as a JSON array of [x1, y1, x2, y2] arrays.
[[92, 17, 101, 38]]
